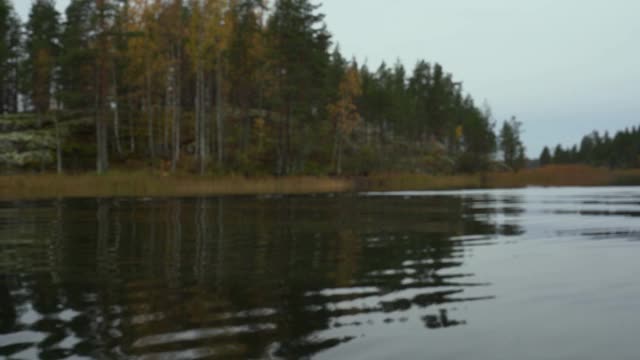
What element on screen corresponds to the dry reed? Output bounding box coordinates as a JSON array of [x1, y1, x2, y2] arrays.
[[0, 171, 354, 200], [2, 165, 640, 200]]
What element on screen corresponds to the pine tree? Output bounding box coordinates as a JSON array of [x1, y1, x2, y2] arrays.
[[0, 0, 21, 113], [24, 0, 60, 118], [5, 0, 506, 175], [266, 0, 331, 174], [539, 146, 552, 166], [227, 0, 267, 157], [457, 98, 496, 172], [407, 60, 432, 140], [59, 0, 96, 110]]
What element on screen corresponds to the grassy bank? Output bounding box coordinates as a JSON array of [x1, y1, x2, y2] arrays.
[[2, 165, 640, 200], [368, 165, 640, 191], [0, 172, 354, 200]]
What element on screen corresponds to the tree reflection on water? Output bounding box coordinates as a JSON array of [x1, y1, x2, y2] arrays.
[[0, 194, 521, 359]]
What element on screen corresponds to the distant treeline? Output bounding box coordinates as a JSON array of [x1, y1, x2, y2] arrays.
[[1, 0, 518, 175], [540, 128, 640, 168]]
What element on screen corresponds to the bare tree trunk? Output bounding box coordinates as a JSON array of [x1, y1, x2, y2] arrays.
[[197, 67, 207, 175], [146, 71, 154, 164], [276, 115, 283, 175], [194, 70, 200, 163], [127, 82, 135, 153], [111, 63, 122, 155], [164, 89, 170, 155], [200, 72, 204, 156], [215, 48, 224, 170], [241, 110, 250, 153], [204, 72, 211, 174], [101, 111, 109, 172], [331, 125, 338, 173], [128, 96, 135, 153], [54, 112, 62, 174], [95, 84, 109, 174], [96, 108, 109, 174], [95, 76, 102, 173], [96, 0, 109, 174], [113, 105, 122, 155], [285, 102, 291, 174], [336, 135, 343, 176], [199, 69, 207, 175], [171, 46, 181, 173]]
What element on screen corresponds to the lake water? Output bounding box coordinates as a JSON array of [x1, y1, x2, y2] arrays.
[[1, 187, 640, 359]]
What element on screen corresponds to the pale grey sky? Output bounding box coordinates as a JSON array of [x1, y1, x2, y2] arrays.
[[14, 0, 640, 157]]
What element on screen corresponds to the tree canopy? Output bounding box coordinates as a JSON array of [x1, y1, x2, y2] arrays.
[[541, 128, 640, 169], [2, 0, 508, 175]]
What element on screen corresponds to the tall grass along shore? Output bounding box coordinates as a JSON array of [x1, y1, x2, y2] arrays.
[[1, 165, 640, 200], [0, 172, 353, 200]]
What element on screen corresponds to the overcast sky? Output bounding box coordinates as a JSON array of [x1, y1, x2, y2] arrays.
[[14, 0, 640, 156]]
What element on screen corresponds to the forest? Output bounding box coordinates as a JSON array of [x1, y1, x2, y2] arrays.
[[1, 0, 520, 176], [540, 127, 640, 169]]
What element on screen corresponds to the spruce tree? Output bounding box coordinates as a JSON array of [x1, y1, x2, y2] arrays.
[[0, 0, 21, 113], [266, 0, 331, 173], [59, 0, 96, 110], [539, 146, 552, 166], [24, 0, 60, 117]]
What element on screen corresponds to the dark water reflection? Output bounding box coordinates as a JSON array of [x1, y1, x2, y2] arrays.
[[3, 187, 640, 359]]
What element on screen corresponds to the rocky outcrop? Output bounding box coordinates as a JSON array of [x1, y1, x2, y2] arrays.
[[0, 114, 93, 169]]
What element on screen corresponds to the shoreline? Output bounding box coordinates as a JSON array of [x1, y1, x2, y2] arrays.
[[369, 165, 640, 191], [1, 165, 640, 201], [0, 172, 354, 201]]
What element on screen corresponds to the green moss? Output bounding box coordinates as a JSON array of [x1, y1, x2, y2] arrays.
[[0, 113, 93, 169], [0, 150, 54, 167]]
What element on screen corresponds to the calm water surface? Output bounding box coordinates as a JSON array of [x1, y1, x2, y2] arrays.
[[1, 187, 640, 359]]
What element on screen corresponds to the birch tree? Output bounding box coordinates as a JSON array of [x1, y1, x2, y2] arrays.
[[187, 0, 231, 174], [327, 63, 361, 175], [125, 0, 167, 165]]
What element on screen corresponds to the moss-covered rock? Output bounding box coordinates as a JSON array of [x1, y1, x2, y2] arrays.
[[0, 150, 54, 167], [0, 113, 93, 170], [0, 130, 58, 150]]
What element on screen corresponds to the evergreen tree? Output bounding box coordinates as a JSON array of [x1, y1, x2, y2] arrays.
[[59, 0, 96, 110], [407, 60, 432, 140], [24, 0, 60, 117], [457, 98, 496, 172], [579, 134, 595, 164], [0, 0, 21, 113], [227, 0, 267, 154], [328, 62, 361, 175], [539, 146, 551, 166], [266, 0, 331, 174], [553, 144, 566, 164], [3, 0, 504, 175], [543, 126, 640, 169], [499, 116, 525, 171]]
